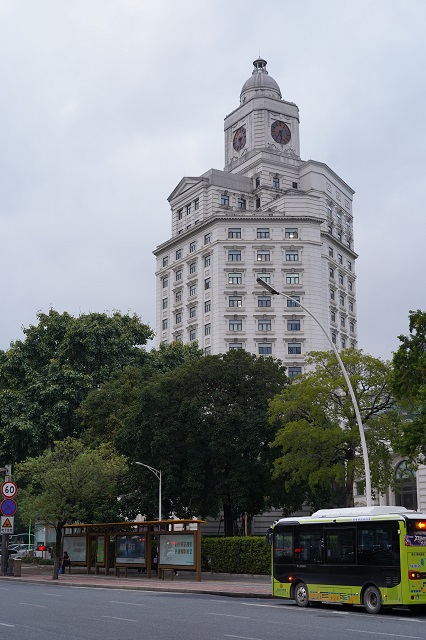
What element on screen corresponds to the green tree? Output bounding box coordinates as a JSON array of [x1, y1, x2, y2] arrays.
[[392, 310, 426, 458], [78, 341, 204, 446], [269, 350, 402, 509], [117, 350, 287, 536], [15, 437, 128, 579], [0, 309, 153, 463]]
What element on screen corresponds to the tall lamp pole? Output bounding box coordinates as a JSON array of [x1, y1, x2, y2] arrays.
[[135, 462, 162, 521], [256, 278, 372, 507]]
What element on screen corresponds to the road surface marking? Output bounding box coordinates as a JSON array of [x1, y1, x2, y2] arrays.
[[102, 616, 138, 622], [208, 613, 250, 619], [110, 600, 146, 606], [18, 603, 48, 608], [346, 630, 421, 639]]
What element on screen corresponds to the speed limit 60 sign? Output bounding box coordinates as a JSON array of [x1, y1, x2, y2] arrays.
[[1, 481, 17, 498]]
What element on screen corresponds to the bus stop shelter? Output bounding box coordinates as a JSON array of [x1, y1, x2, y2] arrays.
[[62, 519, 204, 580]]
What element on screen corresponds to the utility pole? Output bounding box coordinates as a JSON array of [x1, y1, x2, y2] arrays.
[[1, 465, 12, 575]]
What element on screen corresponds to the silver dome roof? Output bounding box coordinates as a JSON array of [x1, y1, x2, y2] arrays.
[[240, 58, 282, 103]]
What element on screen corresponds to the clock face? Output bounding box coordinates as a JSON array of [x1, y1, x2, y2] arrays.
[[233, 126, 246, 151], [271, 120, 291, 145]]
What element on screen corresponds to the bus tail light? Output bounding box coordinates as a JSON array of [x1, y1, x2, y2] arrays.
[[409, 571, 426, 580]]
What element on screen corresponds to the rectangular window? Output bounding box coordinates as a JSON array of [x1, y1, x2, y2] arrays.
[[162, 298, 168, 309], [228, 227, 241, 239], [288, 342, 301, 355], [258, 343, 272, 355], [176, 248, 182, 260], [186, 204, 191, 215], [350, 321, 355, 333], [204, 233, 211, 245], [189, 262, 196, 274], [174, 333, 182, 342], [348, 280, 353, 291], [292, 182, 298, 189], [287, 296, 300, 307], [194, 198, 199, 211], [273, 176, 280, 189], [339, 274, 344, 285], [162, 319, 168, 330], [162, 256, 169, 267], [325, 528, 355, 564], [237, 197, 246, 209], [331, 310, 336, 322], [258, 296, 271, 307], [189, 329, 196, 341], [340, 295, 345, 306], [329, 267, 335, 278], [229, 342, 243, 350], [257, 228, 270, 239], [286, 273, 299, 284], [221, 194, 230, 206], [348, 260, 352, 272], [341, 337, 346, 349], [205, 346, 211, 355], [257, 250, 270, 261], [357, 523, 400, 567], [204, 300, 211, 313], [329, 247, 334, 257], [330, 288, 335, 300], [229, 319, 242, 331], [162, 276, 168, 288], [178, 209, 183, 220], [257, 272, 271, 284], [205, 278, 211, 290], [189, 306, 196, 318], [288, 366, 302, 378], [332, 332, 337, 344], [228, 250, 241, 261], [294, 526, 323, 564], [175, 290, 182, 303], [175, 311, 182, 324], [258, 319, 271, 331], [338, 253, 343, 264], [204, 254, 211, 268], [190, 241, 196, 253], [229, 296, 242, 308], [228, 272, 242, 285], [285, 228, 298, 239], [255, 177, 260, 188], [285, 250, 299, 262], [175, 269, 182, 281], [340, 316, 346, 327], [256, 198, 261, 209], [205, 323, 211, 336], [189, 284, 196, 296], [287, 320, 300, 331], [337, 231, 342, 241], [349, 301, 354, 312]]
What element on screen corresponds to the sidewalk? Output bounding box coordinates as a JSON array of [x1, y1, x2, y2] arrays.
[[1, 564, 273, 598]]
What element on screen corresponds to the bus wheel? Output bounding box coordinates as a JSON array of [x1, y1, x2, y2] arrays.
[[294, 582, 309, 607], [363, 586, 383, 614]]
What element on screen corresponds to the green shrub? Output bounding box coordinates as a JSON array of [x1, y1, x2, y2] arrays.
[[20, 556, 54, 565], [201, 536, 271, 575]]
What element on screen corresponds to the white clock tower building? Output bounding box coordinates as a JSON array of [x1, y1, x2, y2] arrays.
[[154, 59, 357, 375]]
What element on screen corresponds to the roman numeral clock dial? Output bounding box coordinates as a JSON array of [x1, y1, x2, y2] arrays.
[[233, 126, 246, 151], [271, 120, 291, 145]]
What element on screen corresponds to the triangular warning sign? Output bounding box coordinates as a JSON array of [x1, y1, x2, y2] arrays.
[[2, 518, 11, 528]]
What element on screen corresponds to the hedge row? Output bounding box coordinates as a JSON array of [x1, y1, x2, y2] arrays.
[[201, 536, 271, 575]]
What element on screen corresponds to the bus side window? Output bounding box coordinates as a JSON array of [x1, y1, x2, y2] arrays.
[[358, 522, 400, 566], [325, 528, 355, 563], [295, 526, 323, 563], [274, 531, 294, 564]]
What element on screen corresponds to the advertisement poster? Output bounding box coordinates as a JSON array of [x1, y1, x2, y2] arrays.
[[63, 536, 86, 562], [115, 535, 145, 564], [96, 536, 105, 563], [405, 533, 426, 546], [159, 534, 194, 566]]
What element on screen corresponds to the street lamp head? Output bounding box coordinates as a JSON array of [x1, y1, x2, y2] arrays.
[[256, 277, 280, 295]]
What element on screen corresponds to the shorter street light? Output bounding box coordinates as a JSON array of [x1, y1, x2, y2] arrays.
[[256, 277, 372, 507], [135, 462, 162, 521]]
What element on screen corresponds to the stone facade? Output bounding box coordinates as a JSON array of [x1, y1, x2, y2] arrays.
[[154, 58, 357, 371]]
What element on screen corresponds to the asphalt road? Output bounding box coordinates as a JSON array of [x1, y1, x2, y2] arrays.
[[0, 582, 425, 640]]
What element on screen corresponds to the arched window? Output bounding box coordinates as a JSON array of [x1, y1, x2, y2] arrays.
[[394, 461, 417, 510]]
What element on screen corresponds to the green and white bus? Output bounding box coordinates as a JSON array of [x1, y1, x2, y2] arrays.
[[270, 506, 426, 614]]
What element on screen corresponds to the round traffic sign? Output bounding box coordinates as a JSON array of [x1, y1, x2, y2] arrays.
[[1, 481, 17, 498], [1, 499, 17, 516]]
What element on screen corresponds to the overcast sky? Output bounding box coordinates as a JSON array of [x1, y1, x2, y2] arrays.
[[1, 0, 425, 360]]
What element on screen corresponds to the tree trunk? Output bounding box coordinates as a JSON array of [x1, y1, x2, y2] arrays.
[[52, 521, 65, 580], [223, 502, 235, 537]]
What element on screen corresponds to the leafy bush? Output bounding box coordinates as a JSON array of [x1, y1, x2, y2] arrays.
[[201, 537, 271, 575], [20, 556, 54, 565]]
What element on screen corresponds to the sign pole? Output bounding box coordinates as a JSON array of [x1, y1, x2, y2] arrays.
[[1, 465, 13, 575]]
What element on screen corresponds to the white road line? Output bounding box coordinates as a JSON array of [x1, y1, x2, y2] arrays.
[[42, 593, 62, 597], [102, 616, 138, 622], [18, 603, 48, 608], [0, 623, 15, 627], [224, 635, 264, 640], [208, 613, 250, 619], [110, 600, 146, 606], [345, 629, 422, 639]]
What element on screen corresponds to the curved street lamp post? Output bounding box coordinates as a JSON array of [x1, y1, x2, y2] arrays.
[[256, 277, 372, 507], [135, 462, 162, 521]]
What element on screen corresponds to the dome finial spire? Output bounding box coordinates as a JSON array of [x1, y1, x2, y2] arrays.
[[240, 57, 282, 104]]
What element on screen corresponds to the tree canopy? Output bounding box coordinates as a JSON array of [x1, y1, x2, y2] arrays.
[[15, 437, 128, 579], [116, 349, 287, 535], [0, 309, 153, 463], [269, 350, 402, 510], [392, 310, 426, 459]]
